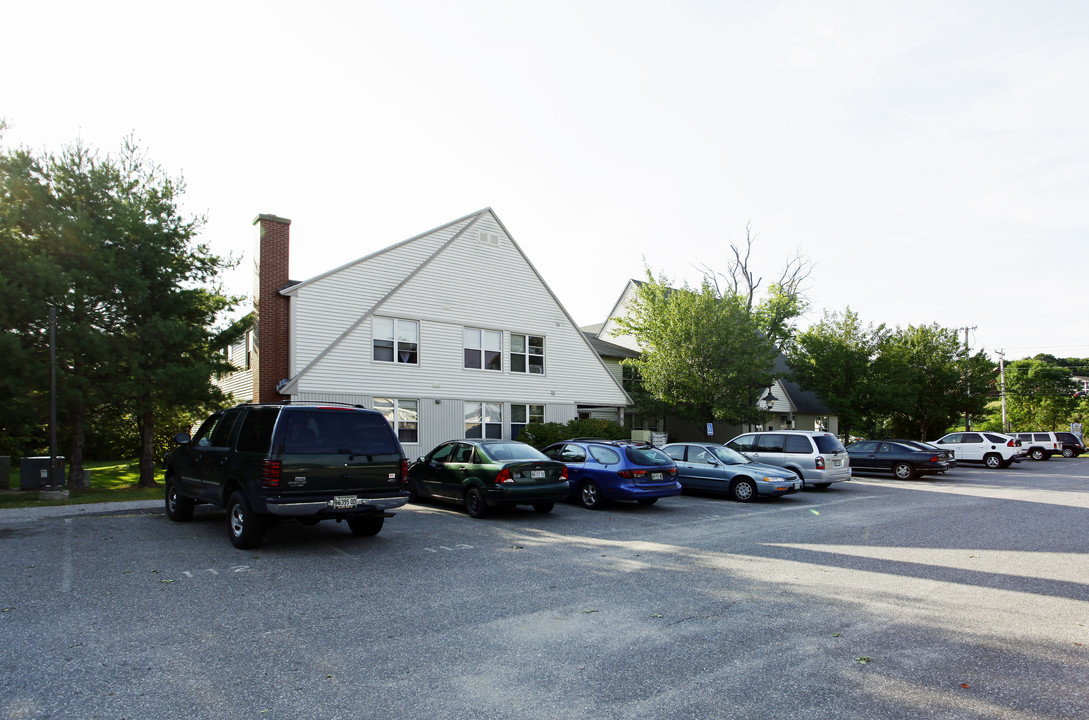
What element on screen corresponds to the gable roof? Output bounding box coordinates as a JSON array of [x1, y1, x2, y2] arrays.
[[277, 208, 631, 403]]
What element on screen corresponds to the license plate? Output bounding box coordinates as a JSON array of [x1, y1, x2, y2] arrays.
[[330, 496, 358, 509], [651, 472, 663, 481], [794, 482, 801, 490], [531, 470, 545, 479]]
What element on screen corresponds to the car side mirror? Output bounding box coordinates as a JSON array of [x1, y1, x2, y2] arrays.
[[174, 432, 191, 445]]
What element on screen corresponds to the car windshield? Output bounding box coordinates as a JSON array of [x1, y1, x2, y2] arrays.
[[709, 446, 750, 464], [480, 442, 548, 462], [624, 445, 673, 466]]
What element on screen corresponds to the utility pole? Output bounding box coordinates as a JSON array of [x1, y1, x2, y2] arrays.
[[997, 350, 1008, 432], [958, 326, 977, 430]]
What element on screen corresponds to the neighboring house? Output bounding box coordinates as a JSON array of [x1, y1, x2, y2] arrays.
[[214, 327, 255, 402], [589, 279, 839, 443], [224, 209, 631, 456]]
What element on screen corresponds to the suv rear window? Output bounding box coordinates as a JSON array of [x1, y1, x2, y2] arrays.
[[813, 435, 846, 453], [282, 409, 400, 454], [983, 433, 1009, 443]]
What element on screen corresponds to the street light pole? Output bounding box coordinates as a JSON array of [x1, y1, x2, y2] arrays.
[[49, 305, 58, 489]]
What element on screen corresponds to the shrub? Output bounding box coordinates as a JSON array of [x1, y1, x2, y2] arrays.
[[520, 418, 629, 449]]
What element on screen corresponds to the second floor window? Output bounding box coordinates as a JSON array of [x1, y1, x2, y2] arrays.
[[464, 328, 502, 371], [374, 318, 418, 364], [510, 334, 544, 374]]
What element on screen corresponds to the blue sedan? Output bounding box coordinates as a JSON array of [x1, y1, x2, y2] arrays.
[[661, 442, 802, 501]]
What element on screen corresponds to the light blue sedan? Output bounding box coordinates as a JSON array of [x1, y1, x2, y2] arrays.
[[661, 442, 802, 502]]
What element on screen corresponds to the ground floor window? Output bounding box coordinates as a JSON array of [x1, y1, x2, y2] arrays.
[[511, 404, 544, 440], [465, 402, 502, 439], [374, 398, 419, 444]]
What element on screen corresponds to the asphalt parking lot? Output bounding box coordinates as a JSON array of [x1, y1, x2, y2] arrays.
[[2, 458, 1088, 720]]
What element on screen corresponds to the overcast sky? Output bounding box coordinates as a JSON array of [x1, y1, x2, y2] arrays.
[[4, 0, 1087, 362]]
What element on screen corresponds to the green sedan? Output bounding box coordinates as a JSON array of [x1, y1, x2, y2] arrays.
[[408, 440, 569, 517]]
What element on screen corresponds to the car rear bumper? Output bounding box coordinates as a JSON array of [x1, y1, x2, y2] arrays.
[[263, 492, 410, 517], [484, 482, 570, 506], [582, 480, 683, 502]]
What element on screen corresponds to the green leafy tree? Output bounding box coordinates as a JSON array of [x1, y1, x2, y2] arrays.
[[1002, 357, 1078, 430], [875, 324, 992, 440], [787, 308, 886, 441], [0, 131, 242, 486], [615, 272, 780, 428]]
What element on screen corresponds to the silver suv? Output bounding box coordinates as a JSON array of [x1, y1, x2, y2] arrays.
[[725, 431, 852, 489]]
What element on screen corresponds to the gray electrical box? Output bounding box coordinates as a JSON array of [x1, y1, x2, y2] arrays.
[[19, 456, 66, 490]]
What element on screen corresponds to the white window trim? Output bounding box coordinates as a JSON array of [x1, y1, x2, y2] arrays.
[[463, 327, 503, 372], [375, 397, 420, 445], [510, 333, 545, 375], [373, 317, 420, 365]]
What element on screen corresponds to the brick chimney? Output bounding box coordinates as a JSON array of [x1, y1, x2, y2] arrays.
[[253, 214, 291, 403]]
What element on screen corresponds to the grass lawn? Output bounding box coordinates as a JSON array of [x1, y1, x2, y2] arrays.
[[0, 460, 162, 509]]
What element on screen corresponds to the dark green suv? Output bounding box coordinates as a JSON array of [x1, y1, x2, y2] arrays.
[[165, 403, 409, 548]]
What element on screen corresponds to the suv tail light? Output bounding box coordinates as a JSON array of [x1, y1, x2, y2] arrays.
[[495, 468, 514, 484], [1006, 439, 1017, 447], [261, 460, 282, 488], [400, 458, 409, 483], [815, 456, 826, 470]]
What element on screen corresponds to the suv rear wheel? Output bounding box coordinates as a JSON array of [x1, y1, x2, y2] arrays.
[[227, 491, 265, 549], [1030, 448, 1048, 461], [984, 453, 1003, 469], [1063, 447, 1076, 458]]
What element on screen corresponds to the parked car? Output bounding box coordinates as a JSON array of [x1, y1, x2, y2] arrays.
[[725, 431, 852, 489], [1010, 432, 1062, 461], [1055, 431, 1086, 458], [541, 439, 680, 509], [885, 439, 957, 470], [931, 431, 1023, 468], [661, 442, 801, 501], [165, 403, 410, 548], [846, 440, 951, 479], [408, 439, 568, 517]]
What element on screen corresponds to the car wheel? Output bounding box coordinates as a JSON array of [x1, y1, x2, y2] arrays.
[[165, 479, 194, 522], [227, 491, 265, 549], [579, 480, 604, 509], [984, 453, 1003, 469], [730, 478, 757, 502], [1030, 449, 1046, 461], [893, 462, 915, 480], [347, 515, 384, 536], [532, 502, 554, 513], [464, 488, 489, 518], [1062, 447, 1075, 458], [636, 498, 658, 506]]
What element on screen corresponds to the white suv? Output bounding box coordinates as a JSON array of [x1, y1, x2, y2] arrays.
[[1010, 432, 1062, 461], [932, 431, 1024, 469]]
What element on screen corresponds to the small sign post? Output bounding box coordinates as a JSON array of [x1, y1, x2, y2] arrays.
[[706, 423, 714, 437]]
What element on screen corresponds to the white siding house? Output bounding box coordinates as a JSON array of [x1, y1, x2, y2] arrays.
[[246, 208, 630, 457]]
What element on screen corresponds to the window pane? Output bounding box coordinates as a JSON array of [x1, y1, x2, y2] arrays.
[[397, 400, 418, 423], [374, 339, 394, 362], [511, 334, 525, 353], [484, 350, 501, 371], [511, 405, 527, 423], [485, 423, 502, 439], [484, 403, 502, 422], [374, 317, 393, 341], [529, 356, 544, 373], [373, 398, 394, 422], [398, 343, 418, 364], [464, 328, 480, 347], [511, 354, 526, 373], [465, 423, 482, 438], [464, 348, 481, 369], [464, 403, 482, 424], [484, 330, 502, 352], [529, 336, 544, 354], [529, 405, 544, 423], [398, 321, 418, 343]]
